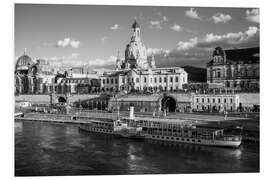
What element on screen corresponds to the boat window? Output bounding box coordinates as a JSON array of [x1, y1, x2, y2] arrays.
[[187, 139, 190, 141], [157, 136, 160, 138], [161, 136, 164, 139], [192, 139, 195, 142], [198, 140, 201, 142], [152, 136, 155, 138], [166, 137, 169, 139], [171, 137, 174, 140], [182, 138, 184, 141], [176, 138, 179, 140]]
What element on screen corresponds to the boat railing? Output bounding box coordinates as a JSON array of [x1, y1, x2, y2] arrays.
[[215, 135, 241, 141]]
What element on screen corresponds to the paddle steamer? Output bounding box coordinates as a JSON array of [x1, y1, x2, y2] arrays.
[[79, 106, 242, 148]]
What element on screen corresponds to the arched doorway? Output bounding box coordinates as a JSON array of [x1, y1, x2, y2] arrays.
[[58, 96, 67, 103], [161, 96, 176, 112]]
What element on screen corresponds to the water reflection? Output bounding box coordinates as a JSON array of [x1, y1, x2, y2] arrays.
[[15, 121, 259, 176]]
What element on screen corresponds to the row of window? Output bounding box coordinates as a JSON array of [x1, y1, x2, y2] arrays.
[[212, 69, 259, 78], [195, 97, 234, 103], [195, 105, 234, 111], [64, 80, 88, 84], [102, 76, 185, 85], [103, 85, 181, 92], [151, 135, 201, 143]]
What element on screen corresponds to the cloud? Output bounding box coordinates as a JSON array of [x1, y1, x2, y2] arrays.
[[162, 16, 168, 22], [170, 24, 182, 32], [45, 53, 84, 68], [212, 13, 232, 23], [147, 48, 169, 56], [149, 20, 162, 29], [56, 38, 80, 48], [246, 9, 259, 23], [110, 24, 119, 30], [149, 14, 168, 30], [101, 36, 108, 43], [70, 41, 80, 48], [196, 26, 259, 48], [185, 8, 201, 20], [88, 56, 116, 67], [49, 53, 80, 61], [177, 37, 198, 50]]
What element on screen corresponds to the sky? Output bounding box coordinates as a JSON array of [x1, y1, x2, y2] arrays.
[[15, 4, 259, 70]]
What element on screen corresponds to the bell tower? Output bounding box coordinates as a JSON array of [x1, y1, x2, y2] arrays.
[[131, 20, 141, 42]]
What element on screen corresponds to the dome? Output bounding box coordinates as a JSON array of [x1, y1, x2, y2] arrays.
[[132, 20, 140, 29], [15, 54, 33, 71], [213, 47, 226, 57]]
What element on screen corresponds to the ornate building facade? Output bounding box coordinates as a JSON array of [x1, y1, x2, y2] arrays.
[[101, 20, 188, 93], [191, 93, 240, 112], [15, 52, 55, 95], [206, 47, 259, 92]]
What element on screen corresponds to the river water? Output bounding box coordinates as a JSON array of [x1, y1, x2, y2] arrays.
[[15, 121, 259, 176]]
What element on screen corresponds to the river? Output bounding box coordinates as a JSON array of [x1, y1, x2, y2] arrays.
[[15, 121, 259, 176]]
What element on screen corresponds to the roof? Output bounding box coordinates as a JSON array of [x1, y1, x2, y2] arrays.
[[225, 47, 259, 62], [207, 47, 259, 66]]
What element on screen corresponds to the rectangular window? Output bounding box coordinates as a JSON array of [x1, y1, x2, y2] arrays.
[[224, 98, 226, 103], [144, 77, 147, 83], [115, 78, 118, 84], [196, 98, 199, 103], [170, 77, 173, 83], [213, 99, 215, 103], [218, 98, 221, 103], [122, 77, 125, 84], [175, 76, 178, 82], [159, 77, 162, 83], [164, 77, 167, 83], [154, 77, 157, 83], [107, 79, 109, 84], [230, 98, 233, 103], [202, 98, 204, 103], [207, 98, 210, 103], [103, 79, 105, 84], [111, 79, 114, 84], [136, 78, 139, 83], [150, 78, 152, 83]]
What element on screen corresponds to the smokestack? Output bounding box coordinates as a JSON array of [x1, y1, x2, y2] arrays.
[[129, 106, 135, 120]]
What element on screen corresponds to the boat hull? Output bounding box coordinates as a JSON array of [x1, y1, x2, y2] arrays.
[[79, 125, 241, 148], [146, 134, 241, 148]]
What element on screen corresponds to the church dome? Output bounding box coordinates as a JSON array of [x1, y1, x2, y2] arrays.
[[213, 47, 226, 56], [15, 54, 33, 71]]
